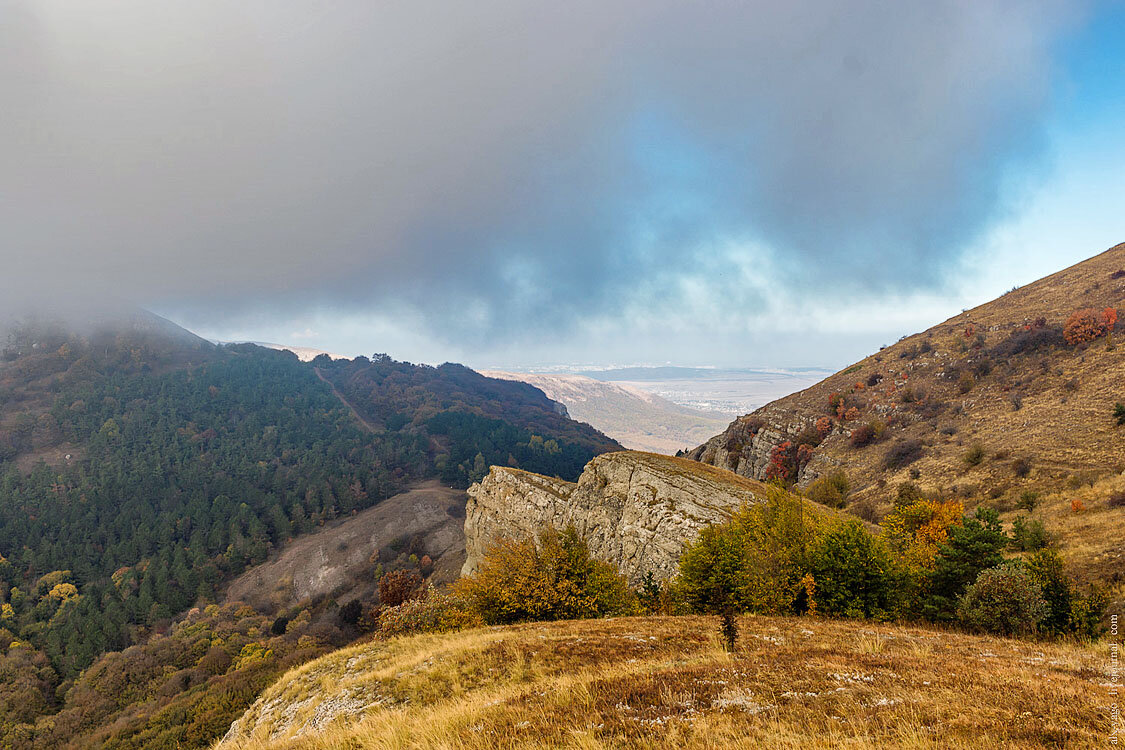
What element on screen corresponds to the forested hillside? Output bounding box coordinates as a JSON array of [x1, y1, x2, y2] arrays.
[[0, 313, 617, 747], [315, 355, 621, 486]]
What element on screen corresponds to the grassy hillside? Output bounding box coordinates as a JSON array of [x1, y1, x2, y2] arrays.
[[480, 371, 731, 454], [691, 243, 1125, 589], [216, 615, 1109, 749]]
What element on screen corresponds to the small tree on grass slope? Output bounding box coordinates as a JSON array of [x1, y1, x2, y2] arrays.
[[923, 507, 1007, 622], [675, 489, 819, 650], [677, 523, 747, 651]]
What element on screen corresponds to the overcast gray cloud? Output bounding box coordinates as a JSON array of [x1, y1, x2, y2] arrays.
[[1, 0, 1084, 343]]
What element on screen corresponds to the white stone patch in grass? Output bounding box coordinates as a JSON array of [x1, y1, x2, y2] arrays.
[[829, 672, 875, 684], [711, 687, 775, 714]]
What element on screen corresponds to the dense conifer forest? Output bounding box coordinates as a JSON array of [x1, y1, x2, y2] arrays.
[[0, 317, 617, 746]]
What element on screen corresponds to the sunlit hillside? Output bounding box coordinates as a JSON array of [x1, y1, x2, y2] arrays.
[[217, 615, 1110, 749]]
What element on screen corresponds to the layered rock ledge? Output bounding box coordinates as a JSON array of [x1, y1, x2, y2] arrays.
[[462, 451, 769, 585]]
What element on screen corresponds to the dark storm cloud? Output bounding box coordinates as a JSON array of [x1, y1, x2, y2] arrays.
[[0, 1, 1083, 337]]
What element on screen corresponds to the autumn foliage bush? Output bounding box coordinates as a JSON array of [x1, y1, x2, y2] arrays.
[[378, 569, 423, 607], [1063, 307, 1117, 345], [454, 526, 637, 625], [377, 588, 483, 638], [881, 497, 964, 572], [849, 421, 886, 447], [805, 471, 850, 508], [815, 417, 833, 438], [765, 440, 814, 485]]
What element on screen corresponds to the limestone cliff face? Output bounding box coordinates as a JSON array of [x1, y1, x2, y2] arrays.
[[462, 451, 769, 585], [686, 406, 840, 487]]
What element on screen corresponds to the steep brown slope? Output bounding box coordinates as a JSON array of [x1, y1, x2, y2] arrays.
[[223, 481, 467, 614], [691, 243, 1125, 578]]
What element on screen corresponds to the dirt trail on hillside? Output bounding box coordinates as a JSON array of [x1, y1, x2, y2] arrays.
[[315, 367, 377, 432]]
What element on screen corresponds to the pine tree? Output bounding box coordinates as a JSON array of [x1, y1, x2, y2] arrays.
[[924, 507, 1007, 621]]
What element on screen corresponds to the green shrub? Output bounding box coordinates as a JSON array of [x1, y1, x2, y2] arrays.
[[923, 507, 1007, 622], [1016, 489, 1040, 511], [808, 520, 903, 619], [957, 563, 1047, 636], [806, 471, 850, 508], [1023, 549, 1071, 636], [963, 444, 986, 468], [1116, 402, 1125, 426], [1010, 516, 1051, 552], [884, 438, 923, 470], [1023, 549, 1108, 640]]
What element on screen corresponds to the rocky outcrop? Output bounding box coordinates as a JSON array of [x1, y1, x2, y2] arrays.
[[687, 406, 839, 487], [462, 451, 769, 585]]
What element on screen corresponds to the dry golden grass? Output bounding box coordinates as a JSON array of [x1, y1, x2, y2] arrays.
[[216, 615, 1115, 749], [1003, 469, 1125, 590]]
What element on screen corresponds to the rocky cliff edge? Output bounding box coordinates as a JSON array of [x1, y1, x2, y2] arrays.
[[462, 451, 770, 585]]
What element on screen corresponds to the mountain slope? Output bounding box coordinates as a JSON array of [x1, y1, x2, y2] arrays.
[[0, 309, 215, 468], [216, 615, 1106, 749], [480, 371, 731, 453], [0, 313, 621, 748], [690, 243, 1125, 582], [315, 357, 622, 486]]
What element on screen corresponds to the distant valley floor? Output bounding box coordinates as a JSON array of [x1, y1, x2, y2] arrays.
[[480, 370, 732, 454]]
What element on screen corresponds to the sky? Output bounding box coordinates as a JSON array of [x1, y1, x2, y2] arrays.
[[2, 0, 1123, 370]]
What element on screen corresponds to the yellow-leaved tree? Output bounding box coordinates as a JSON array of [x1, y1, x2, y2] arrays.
[[455, 526, 637, 625]]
